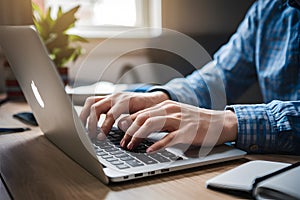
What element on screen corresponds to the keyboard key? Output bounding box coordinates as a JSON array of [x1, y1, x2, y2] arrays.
[[125, 159, 144, 167], [111, 160, 124, 166], [133, 153, 158, 165], [113, 144, 121, 148], [159, 150, 180, 161], [101, 155, 113, 159], [109, 139, 121, 145], [149, 154, 170, 163], [95, 140, 108, 145], [143, 140, 154, 146], [116, 164, 130, 170], [96, 151, 108, 156], [110, 150, 123, 155], [133, 146, 147, 153], [110, 133, 123, 140], [104, 147, 118, 152], [96, 149, 104, 153], [120, 156, 134, 161], [115, 153, 129, 158], [106, 157, 118, 162], [99, 144, 113, 149]]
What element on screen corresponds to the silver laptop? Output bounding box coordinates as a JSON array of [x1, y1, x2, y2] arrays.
[[0, 25, 246, 184]]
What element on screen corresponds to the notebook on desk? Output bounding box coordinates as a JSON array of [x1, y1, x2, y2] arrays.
[[206, 160, 300, 200], [0, 25, 246, 184]]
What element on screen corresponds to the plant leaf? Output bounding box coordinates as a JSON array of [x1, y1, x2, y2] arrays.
[[46, 33, 68, 52], [54, 47, 77, 67], [52, 5, 80, 33], [58, 6, 63, 18], [69, 34, 88, 43], [32, 2, 44, 20], [32, 3, 87, 67]]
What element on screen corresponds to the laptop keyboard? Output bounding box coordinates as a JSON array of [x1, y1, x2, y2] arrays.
[[92, 129, 181, 170]]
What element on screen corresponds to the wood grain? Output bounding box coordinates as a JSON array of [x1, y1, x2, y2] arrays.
[[0, 101, 299, 200]]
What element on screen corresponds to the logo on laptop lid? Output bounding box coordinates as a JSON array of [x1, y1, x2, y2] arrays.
[[31, 80, 45, 108]]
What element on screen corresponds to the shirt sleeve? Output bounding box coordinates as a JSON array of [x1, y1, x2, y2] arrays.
[[148, 61, 227, 110], [227, 100, 300, 155], [147, 1, 259, 108]]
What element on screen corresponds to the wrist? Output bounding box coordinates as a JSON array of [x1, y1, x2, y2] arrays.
[[148, 91, 170, 105], [220, 110, 238, 144]]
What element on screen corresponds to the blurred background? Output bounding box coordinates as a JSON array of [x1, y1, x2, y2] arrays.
[[0, 0, 257, 102], [67, 0, 255, 85]]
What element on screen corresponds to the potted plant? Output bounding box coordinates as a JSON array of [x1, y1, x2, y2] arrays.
[[3, 3, 88, 99], [32, 3, 88, 85]]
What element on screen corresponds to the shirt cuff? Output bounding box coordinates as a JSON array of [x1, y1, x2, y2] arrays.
[[226, 103, 276, 153], [146, 79, 211, 108]]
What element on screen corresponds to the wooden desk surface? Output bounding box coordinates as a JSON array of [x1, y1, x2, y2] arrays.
[[1, 101, 300, 200]]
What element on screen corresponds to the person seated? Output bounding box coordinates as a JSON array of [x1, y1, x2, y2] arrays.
[[80, 0, 300, 155]]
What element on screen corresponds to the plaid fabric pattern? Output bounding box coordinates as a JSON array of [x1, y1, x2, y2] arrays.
[[230, 101, 300, 154], [148, 0, 300, 154]]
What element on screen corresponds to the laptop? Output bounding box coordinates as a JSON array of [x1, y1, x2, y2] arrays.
[[0, 25, 246, 184]]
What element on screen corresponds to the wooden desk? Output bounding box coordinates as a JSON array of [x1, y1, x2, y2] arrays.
[[1, 101, 300, 200]]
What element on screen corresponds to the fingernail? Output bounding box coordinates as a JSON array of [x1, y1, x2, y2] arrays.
[[127, 142, 133, 150], [146, 147, 154, 153], [97, 132, 106, 140], [120, 139, 125, 148], [119, 120, 129, 131]]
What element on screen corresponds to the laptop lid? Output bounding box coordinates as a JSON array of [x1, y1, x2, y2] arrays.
[[0, 25, 109, 184]]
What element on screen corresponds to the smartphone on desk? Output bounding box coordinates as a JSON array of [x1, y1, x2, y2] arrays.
[[13, 112, 38, 126]]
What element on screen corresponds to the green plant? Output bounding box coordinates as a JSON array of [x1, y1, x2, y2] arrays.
[[32, 3, 88, 68]]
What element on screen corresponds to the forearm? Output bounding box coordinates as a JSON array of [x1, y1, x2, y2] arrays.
[[148, 61, 227, 110]]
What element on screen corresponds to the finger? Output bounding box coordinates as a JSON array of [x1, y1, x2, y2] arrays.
[[120, 133, 131, 149], [122, 103, 169, 130], [87, 98, 112, 138], [129, 101, 167, 120], [118, 116, 133, 132], [126, 116, 177, 150], [80, 96, 104, 126], [87, 105, 99, 138], [120, 104, 175, 149], [147, 131, 178, 153], [119, 110, 156, 148], [120, 111, 157, 148], [100, 111, 119, 135], [120, 121, 141, 149], [96, 128, 107, 140], [100, 100, 132, 135]]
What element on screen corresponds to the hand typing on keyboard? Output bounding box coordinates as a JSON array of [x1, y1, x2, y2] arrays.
[[80, 92, 168, 139], [80, 92, 238, 153]]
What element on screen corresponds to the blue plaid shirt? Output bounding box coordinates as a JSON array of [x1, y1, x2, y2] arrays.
[[149, 0, 300, 155]]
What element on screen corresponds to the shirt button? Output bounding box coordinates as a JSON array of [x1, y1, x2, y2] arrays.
[[249, 144, 259, 152]]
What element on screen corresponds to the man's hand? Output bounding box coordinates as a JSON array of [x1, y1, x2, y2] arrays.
[[118, 100, 238, 153], [80, 91, 169, 139]]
